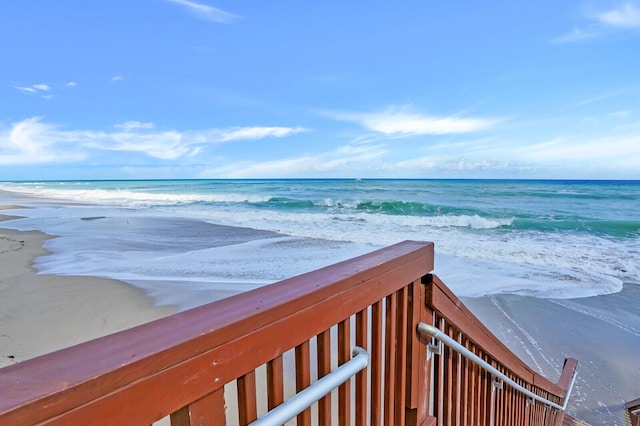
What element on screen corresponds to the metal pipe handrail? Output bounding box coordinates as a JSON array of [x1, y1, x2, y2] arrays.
[[249, 347, 369, 426], [417, 322, 576, 411]]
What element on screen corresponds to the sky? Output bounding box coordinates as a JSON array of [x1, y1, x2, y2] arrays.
[[1, 1, 640, 180]]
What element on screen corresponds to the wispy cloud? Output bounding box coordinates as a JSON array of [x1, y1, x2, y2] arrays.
[[111, 75, 125, 83], [0, 117, 84, 164], [554, 3, 640, 43], [329, 106, 496, 136], [596, 3, 640, 28], [166, 0, 240, 23], [216, 126, 307, 142], [14, 83, 52, 97], [0, 117, 306, 165], [552, 27, 602, 44], [207, 143, 388, 178]]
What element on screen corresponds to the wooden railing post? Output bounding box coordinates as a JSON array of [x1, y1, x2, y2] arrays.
[[405, 274, 437, 426]]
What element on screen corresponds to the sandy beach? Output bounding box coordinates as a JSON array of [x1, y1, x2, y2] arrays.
[[0, 206, 175, 369]]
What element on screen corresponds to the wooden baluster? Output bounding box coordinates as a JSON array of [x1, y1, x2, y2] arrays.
[[405, 279, 434, 426], [338, 317, 351, 426], [355, 308, 368, 426], [170, 388, 227, 426], [237, 371, 257, 425], [384, 292, 398, 426], [370, 299, 384, 425], [460, 338, 470, 426], [317, 328, 332, 425], [266, 355, 284, 410], [295, 340, 312, 426], [394, 286, 409, 426]]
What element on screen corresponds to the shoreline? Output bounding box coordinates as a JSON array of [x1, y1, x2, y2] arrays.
[[0, 207, 175, 368]]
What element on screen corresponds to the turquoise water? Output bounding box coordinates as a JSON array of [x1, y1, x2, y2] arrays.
[[1, 179, 638, 305]]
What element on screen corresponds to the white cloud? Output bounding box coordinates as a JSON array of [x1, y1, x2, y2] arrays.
[[609, 110, 631, 118], [32, 84, 51, 91], [519, 135, 640, 165], [208, 143, 388, 178], [554, 3, 640, 43], [597, 3, 640, 28], [66, 81, 77, 87], [166, 0, 240, 23], [552, 27, 602, 44], [14, 83, 52, 95], [111, 75, 125, 83], [114, 121, 155, 130], [331, 107, 495, 136], [217, 126, 307, 142], [0, 117, 306, 165], [0, 117, 85, 164], [15, 86, 37, 94]]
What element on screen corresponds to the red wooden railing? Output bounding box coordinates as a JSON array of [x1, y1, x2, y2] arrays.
[[0, 241, 577, 425], [627, 398, 640, 426]]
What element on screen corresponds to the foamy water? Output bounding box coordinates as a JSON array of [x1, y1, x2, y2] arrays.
[[1, 179, 638, 308]]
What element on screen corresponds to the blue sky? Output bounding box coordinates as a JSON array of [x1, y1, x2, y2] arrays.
[[1, 1, 639, 180]]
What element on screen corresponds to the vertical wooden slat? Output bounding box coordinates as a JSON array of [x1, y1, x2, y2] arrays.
[[405, 279, 432, 426], [355, 308, 368, 426], [384, 292, 398, 426], [237, 371, 257, 425], [460, 339, 469, 426], [295, 340, 312, 426], [266, 355, 284, 410], [370, 299, 384, 426], [451, 328, 460, 426], [466, 343, 476, 426], [480, 351, 489, 426], [317, 328, 332, 425], [488, 361, 497, 426], [170, 388, 227, 426], [338, 317, 351, 426], [443, 325, 454, 426], [435, 317, 445, 426], [394, 286, 408, 426]]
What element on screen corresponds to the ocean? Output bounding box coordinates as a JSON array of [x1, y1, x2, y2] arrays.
[[1, 179, 638, 310]]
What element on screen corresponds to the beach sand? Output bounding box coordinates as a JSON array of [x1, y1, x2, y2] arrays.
[[0, 206, 175, 369]]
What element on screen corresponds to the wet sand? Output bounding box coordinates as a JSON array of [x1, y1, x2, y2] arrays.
[[462, 286, 640, 425], [0, 206, 175, 368]]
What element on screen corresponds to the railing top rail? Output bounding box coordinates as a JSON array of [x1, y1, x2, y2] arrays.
[[627, 397, 640, 413], [0, 241, 434, 425], [418, 322, 577, 411]]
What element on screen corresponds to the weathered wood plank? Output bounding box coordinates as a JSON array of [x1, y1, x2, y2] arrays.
[[316, 329, 332, 424], [355, 308, 368, 426], [266, 355, 284, 410], [237, 371, 257, 425], [295, 341, 311, 426], [338, 318, 351, 426], [170, 388, 226, 426]]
